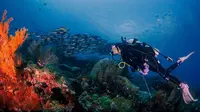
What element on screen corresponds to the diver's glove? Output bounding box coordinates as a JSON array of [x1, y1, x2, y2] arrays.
[[166, 57, 173, 62], [179, 83, 198, 104]]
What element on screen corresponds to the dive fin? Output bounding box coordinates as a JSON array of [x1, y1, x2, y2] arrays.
[[180, 83, 198, 104], [178, 51, 195, 63]]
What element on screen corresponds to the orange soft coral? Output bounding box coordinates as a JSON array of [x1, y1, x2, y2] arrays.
[[0, 10, 28, 78], [0, 10, 41, 111]]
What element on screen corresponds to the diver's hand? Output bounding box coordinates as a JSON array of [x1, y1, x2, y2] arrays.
[[166, 57, 173, 62], [139, 70, 148, 75], [139, 63, 149, 75]]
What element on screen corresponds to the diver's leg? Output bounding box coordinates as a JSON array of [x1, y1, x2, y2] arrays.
[[166, 62, 180, 73], [150, 62, 198, 104], [147, 59, 181, 85], [164, 73, 198, 104], [146, 56, 175, 83], [147, 56, 197, 104], [148, 62, 180, 84], [164, 74, 181, 85]]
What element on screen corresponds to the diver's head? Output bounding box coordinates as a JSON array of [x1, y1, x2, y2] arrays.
[[111, 43, 124, 55], [111, 45, 120, 55]]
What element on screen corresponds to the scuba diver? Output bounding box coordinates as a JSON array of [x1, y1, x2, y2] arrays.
[[110, 37, 198, 104]]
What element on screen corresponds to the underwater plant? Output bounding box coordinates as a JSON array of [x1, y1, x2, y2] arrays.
[[23, 38, 59, 68], [37, 46, 59, 67]]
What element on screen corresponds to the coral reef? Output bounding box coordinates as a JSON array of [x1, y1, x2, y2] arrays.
[[79, 92, 135, 112], [23, 66, 74, 111], [0, 64, 74, 111], [0, 10, 73, 111]]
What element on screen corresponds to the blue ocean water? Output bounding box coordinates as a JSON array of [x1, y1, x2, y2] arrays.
[[0, 0, 199, 88]]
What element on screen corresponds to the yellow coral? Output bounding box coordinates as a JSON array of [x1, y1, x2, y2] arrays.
[[0, 10, 27, 78]]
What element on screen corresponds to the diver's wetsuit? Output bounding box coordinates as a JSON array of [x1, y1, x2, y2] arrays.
[[120, 43, 181, 85]]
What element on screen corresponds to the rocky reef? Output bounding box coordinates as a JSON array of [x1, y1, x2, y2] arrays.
[[77, 58, 200, 112], [89, 58, 139, 98]]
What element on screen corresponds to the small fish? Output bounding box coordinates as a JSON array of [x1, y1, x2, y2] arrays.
[[50, 31, 57, 35], [59, 31, 66, 34], [43, 3, 47, 6], [71, 43, 76, 46], [80, 39, 85, 41], [154, 14, 159, 18], [72, 36, 78, 39], [63, 36, 68, 38], [82, 77, 86, 81], [80, 49, 84, 51], [56, 27, 67, 32], [46, 37, 51, 41], [91, 44, 97, 46], [49, 35, 54, 38], [27, 33, 31, 36], [31, 32, 36, 35], [36, 35, 41, 38], [37, 60, 45, 67]]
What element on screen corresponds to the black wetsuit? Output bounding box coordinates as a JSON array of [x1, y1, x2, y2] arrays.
[[120, 43, 181, 85]]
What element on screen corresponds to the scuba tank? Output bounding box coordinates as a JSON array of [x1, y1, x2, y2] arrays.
[[121, 37, 173, 62]]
